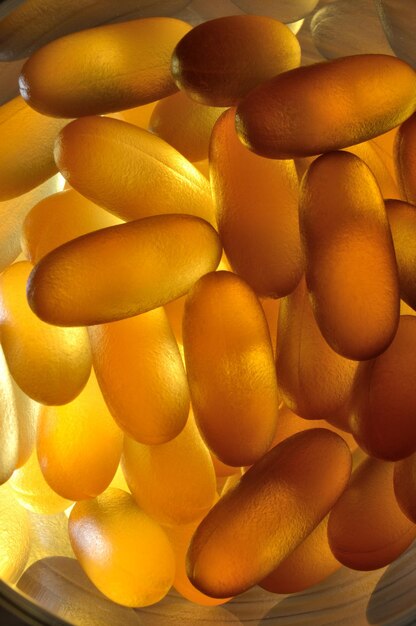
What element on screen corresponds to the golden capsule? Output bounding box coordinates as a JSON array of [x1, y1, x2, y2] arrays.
[[385, 198, 416, 311], [19, 18, 191, 117], [122, 413, 217, 526], [12, 377, 41, 469], [171, 15, 300, 107], [260, 297, 280, 355], [210, 108, 302, 298], [328, 457, 416, 570], [0, 484, 30, 583], [236, 55, 416, 159], [114, 101, 156, 128], [187, 429, 351, 598], [69, 488, 175, 607], [299, 151, 399, 360], [394, 453, 416, 524], [54, 116, 214, 224], [0, 345, 19, 484], [395, 113, 416, 205], [183, 271, 279, 466], [0, 261, 91, 404], [89, 307, 189, 445], [27, 214, 221, 327]]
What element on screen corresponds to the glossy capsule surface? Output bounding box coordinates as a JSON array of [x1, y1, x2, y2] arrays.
[[19, 18, 191, 117], [386, 199, 416, 311], [0, 345, 19, 484], [394, 452, 416, 524], [300, 151, 399, 360], [395, 113, 416, 205], [183, 271, 279, 466], [54, 116, 214, 224], [187, 429, 351, 598], [236, 55, 416, 159], [27, 214, 221, 327], [0, 484, 30, 583], [210, 108, 302, 298], [12, 377, 40, 469]]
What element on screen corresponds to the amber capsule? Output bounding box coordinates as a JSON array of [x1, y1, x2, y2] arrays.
[[187, 429, 351, 598], [19, 18, 191, 117], [183, 271, 279, 466], [69, 489, 175, 607], [350, 316, 416, 461], [236, 55, 416, 159], [54, 116, 214, 224], [385, 199, 416, 310], [299, 151, 399, 360], [260, 297, 280, 355], [122, 413, 217, 526], [0, 261, 91, 404], [114, 101, 156, 129], [394, 453, 416, 523], [0, 484, 30, 583], [328, 457, 416, 570], [12, 377, 41, 469], [0, 345, 19, 484], [171, 15, 300, 106], [27, 214, 221, 327], [89, 308, 189, 445], [0, 96, 67, 200], [395, 113, 416, 205], [210, 108, 302, 298]]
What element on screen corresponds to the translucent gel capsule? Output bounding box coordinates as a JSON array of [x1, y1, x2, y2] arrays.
[[328, 457, 416, 570], [260, 297, 280, 355], [394, 453, 416, 523], [69, 488, 175, 607], [187, 429, 351, 598], [0, 484, 30, 582], [386, 199, 416, 310], [0, 344, 19, 484], [211, 454, 240, 479], [89, 307, 189, 445], [0, 96, 67, 200], [260, 516, 341, 594], [395, 113, 416, 205], [12, 377, 41, 469], [113, 101, 156, 129], [164, 295, 186, 345], [376, 1, 416, 69], [19, 18, 191, 118], [22, 189, 121, 263], [183, 271, 279, 466], [171, 15, 301, 106], [27, 214, 221, 327], [299, 151, 399, 360], [54, 116, 214, 224], [37, 373, 123, 501], [236, 55, 416, 159], [0, 261, 91, 404], [149, 91, 226, 162], [122, 413, 217, 526], [350, 316, 416, 461], [276, 278, 358, 424], [210, 108, 303, 298]]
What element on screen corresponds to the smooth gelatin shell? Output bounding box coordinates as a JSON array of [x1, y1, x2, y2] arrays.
[[394, 453, 416, 524], [0, 344, 19, 484], [0, 484, 30, 583], [376, 0, 416, 69], [395, 113, 416, 205], [386, 199, 416, 311]]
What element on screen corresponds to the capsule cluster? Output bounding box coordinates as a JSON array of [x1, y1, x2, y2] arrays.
[[1, 3, 416, 611]]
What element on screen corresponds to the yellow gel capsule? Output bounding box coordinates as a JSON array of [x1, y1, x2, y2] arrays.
[[89, 307, 189, 445], [386, 199, 416, 311], [0, 261, 91, 404], [236, 55, 416, 159], [114, 101, 156, 128], [183, 271, 279, 466], [260, 516, 341, 594], [276, 278, 358, 424], [395, 113, 416, 205], [260, 297, 280, 356], [210, 108, 303, 298], [54, 116, 215, 224], [37, 373, 123, 501], [0, 484, 30, 583], [0, 96, 67, 200], [328, 457, 416, 570], [19, 18, 191, 118], [10, 450, 71, 515], [12, 377, 41, 469], [22, 189, 121, 263], [394, 453, 416, 524], [69, 488, 175, 607], [171, 15, 300, 106], [164, 295, 186, 345], [0, 344, 19, 484], [27, 214, 221, 327], [122, 413, 217, 526], [300, 151, 399, 360], [187, 429, 351, 598]]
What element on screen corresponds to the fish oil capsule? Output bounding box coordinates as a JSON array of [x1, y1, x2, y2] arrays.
[[376, 1, 416, 69], [0, 96, 67, 200], [122, 413, 217, 526], [236, 55, 416, 159], [0, 261, 91, 404], [27, 214, 221, 327], [54, 116, 214, 224], [210, 108, 302, 298], [300, 151, 399, 360], [69, 488, 175, 607], [0, 484, 30, 583], [171, 15, 300, 106], [12, 377, 41, 469], [260, 297, 280, 355], [276, 278, 358, 424], [19, 18, 191, 118], [37, 373, 123, 501], [22, 189, 121, 263], [114, 101, 156, 128], [394, 453, 416, 523], [350, 316, 416, 460], [0, 345, 19, 484], [385, 199, 416, 311], [395, 113, 416, 204], [328, 457, 416, 570], [183, 271, 279, 466], [187, 429, 351, 598], [89, 308, 189, 445]]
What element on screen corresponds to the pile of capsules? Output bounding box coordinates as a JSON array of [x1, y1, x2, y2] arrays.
[[1, 0, 416, 610]]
